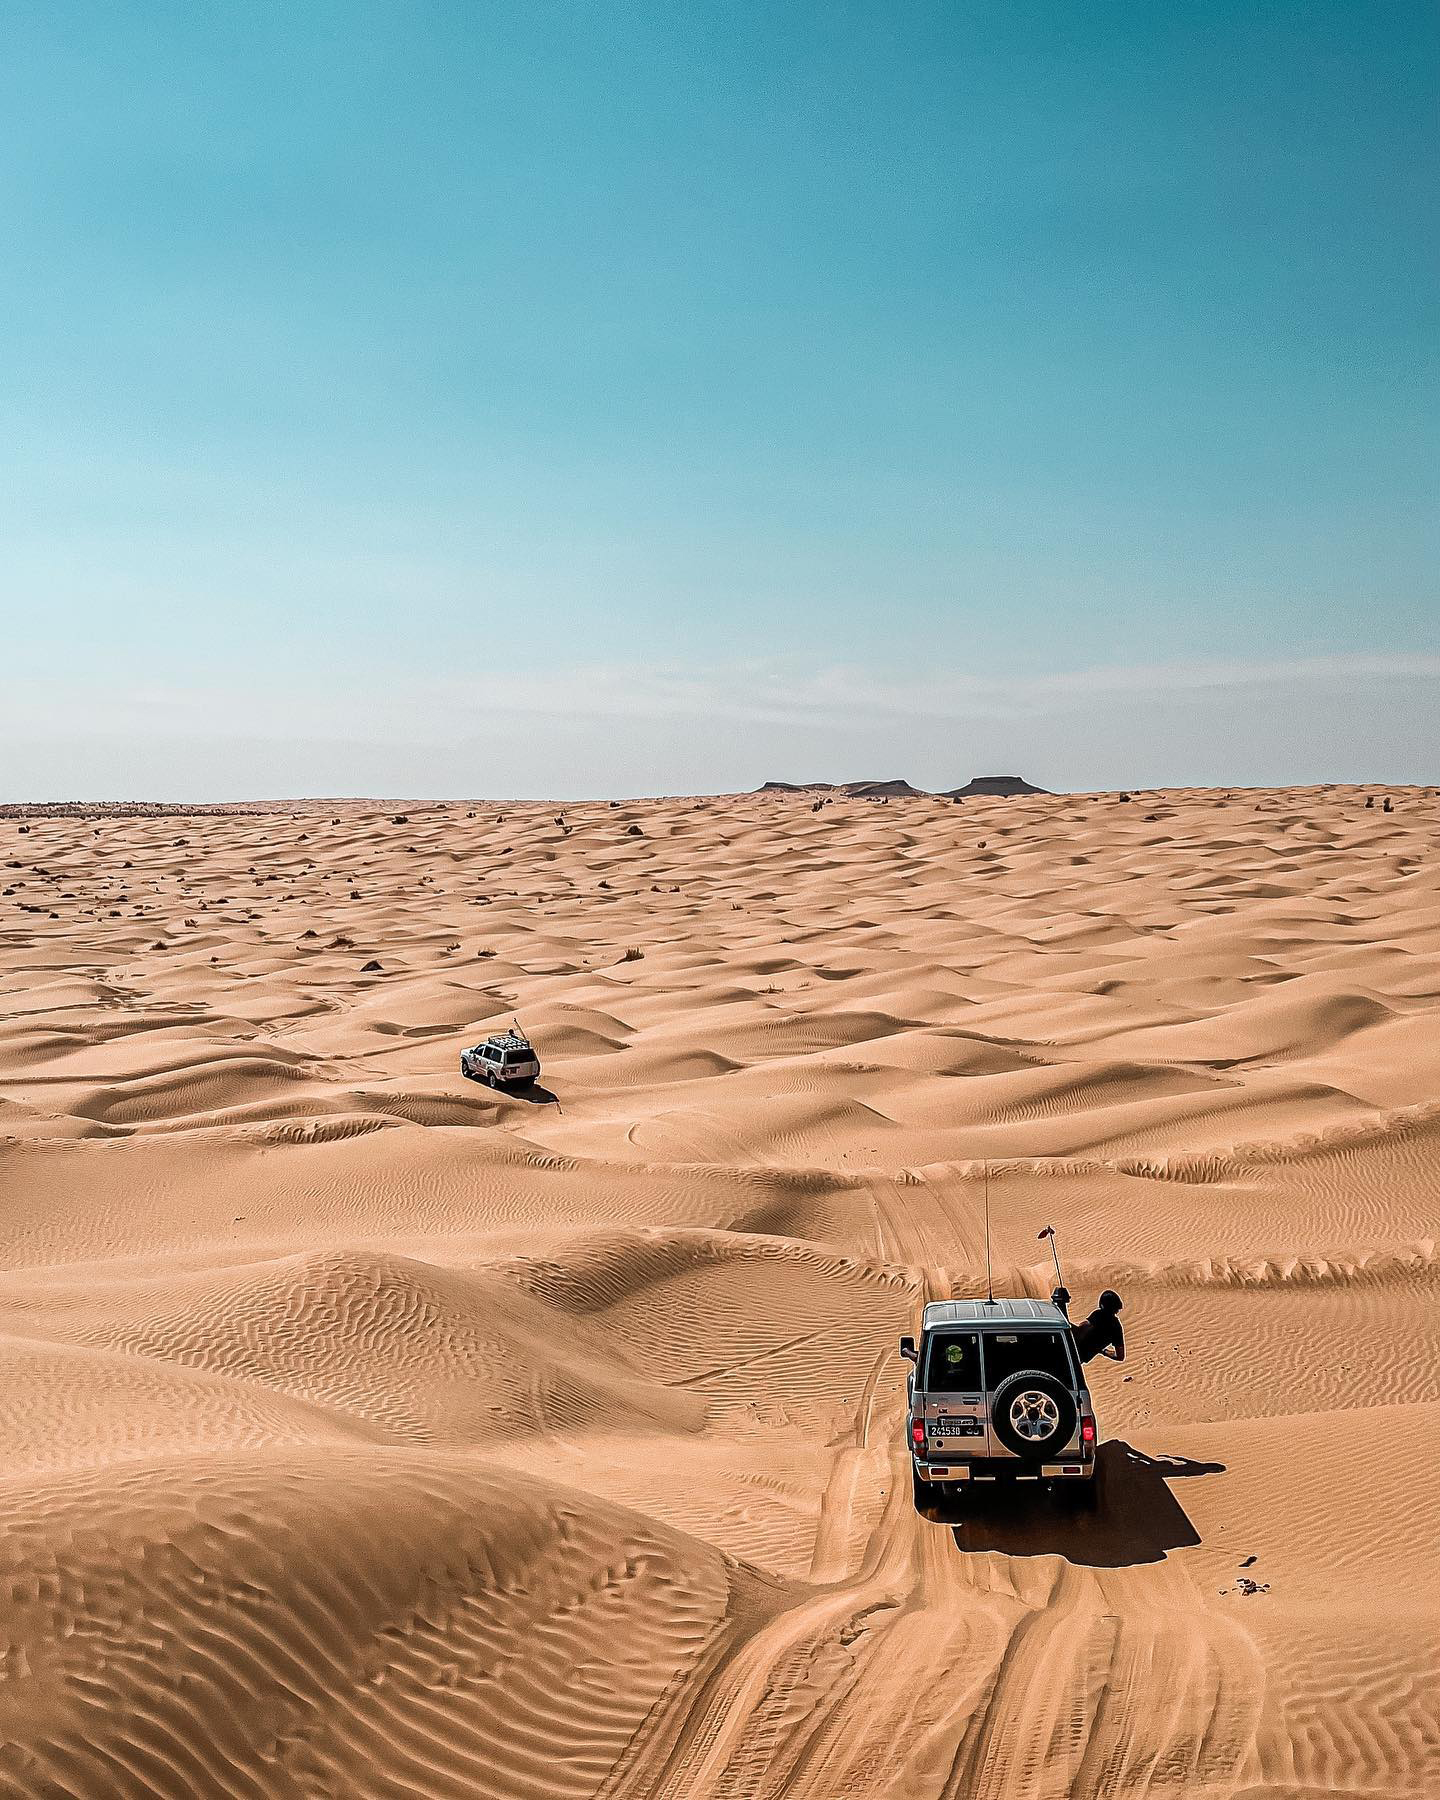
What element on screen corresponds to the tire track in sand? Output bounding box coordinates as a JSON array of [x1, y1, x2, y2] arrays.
[[616, 1170, 1267, 1798]]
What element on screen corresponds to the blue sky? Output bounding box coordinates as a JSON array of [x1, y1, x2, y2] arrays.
[[3, 1, 1436, 798]]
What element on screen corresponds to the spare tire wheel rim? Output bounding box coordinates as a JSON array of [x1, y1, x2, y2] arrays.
[[1010, 1389, 1060, 1442]]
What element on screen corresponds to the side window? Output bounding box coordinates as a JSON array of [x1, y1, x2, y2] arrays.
[[922, 1331, 981, 1392]]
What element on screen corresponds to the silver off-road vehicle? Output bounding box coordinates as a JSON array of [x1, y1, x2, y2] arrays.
[[901, 1298, 1099, 1510], [460, 1030, 540, 1089]]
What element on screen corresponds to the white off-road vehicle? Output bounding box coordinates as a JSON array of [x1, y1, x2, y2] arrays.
[[901, 1298, 1100, 1510], [460, 1030, 540, 1089]]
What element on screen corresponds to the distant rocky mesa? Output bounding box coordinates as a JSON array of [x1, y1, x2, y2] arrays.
[[758, 775, 1049, 797], [944, 775, 1048, 797]]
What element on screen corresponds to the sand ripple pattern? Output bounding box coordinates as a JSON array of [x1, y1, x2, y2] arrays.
[[1, 786, 1437, 1797]]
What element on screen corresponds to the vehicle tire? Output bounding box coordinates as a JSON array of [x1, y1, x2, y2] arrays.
[[911, 1463, 937, 1511], [990, 1371, 1077, 1461], [485, 1071, 497, 1089]]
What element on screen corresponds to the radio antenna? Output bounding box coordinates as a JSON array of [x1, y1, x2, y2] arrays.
[[983, 1160, 994, 1304]]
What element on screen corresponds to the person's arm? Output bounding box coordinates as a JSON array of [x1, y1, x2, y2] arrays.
[[1101, 1321, 1125, 1362]]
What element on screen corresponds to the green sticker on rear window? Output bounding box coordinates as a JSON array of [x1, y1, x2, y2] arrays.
[[946, 1345, 965, 1364]]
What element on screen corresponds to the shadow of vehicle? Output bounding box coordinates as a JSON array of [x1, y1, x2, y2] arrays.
[[938, 1441, 1224, 1568], [510, 1081, 560, 1107]]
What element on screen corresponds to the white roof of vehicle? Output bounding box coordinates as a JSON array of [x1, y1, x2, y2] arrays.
[[921, 1298, 1068, 1328]]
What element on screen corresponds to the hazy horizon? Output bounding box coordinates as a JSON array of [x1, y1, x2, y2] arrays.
[[5, 3, 1436, 800]]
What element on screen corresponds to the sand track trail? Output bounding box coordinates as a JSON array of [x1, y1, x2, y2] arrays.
[[1, 787, 1436, 1797]]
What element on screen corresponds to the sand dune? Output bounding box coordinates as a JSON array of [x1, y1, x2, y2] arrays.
[[1, 785, 1436, 1797]]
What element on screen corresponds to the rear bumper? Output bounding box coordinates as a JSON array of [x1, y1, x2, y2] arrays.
[[915, 1456, 1094, 1482]]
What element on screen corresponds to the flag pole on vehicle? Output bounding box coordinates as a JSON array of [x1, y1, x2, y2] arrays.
[[1037, 1224, 1064, 1290], [983, 1159, 994, 1304], [1038, 1223, 1070, 1315]]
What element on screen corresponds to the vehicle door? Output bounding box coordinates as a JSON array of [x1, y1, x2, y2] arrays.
[[979, 1329, 1082, 1461], [916, 1330, 987, 1458]]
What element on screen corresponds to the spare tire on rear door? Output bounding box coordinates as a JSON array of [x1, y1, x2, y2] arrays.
[[990, 1370, 1076, 1460]]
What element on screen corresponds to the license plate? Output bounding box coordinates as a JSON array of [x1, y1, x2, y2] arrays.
[[931, 1417, 981, 1437]]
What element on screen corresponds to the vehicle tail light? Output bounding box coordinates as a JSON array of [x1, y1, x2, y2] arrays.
[[910, 1421, 925, 1446], [1080, 1417, 1095, 1444]]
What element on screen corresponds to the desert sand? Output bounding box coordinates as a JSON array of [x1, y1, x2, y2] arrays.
[[0, 784, 1436, 1799]]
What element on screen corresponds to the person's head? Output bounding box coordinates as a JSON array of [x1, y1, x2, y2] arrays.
[[1098, 1289, 1123, 1314]]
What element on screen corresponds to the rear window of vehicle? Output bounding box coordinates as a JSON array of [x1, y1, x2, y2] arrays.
[[981, 1331, 1076, 1387], [922, 1331, 981, 1392], [503, 1049, 534, 1064]]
